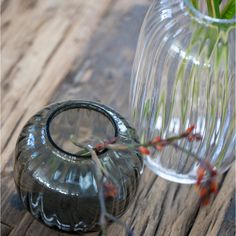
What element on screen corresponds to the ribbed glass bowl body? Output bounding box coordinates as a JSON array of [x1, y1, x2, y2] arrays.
[[130, 0, 235, 183], [14, 100, 143, 232]]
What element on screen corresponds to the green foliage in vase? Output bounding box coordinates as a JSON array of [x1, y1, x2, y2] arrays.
[[176, 0, 236, 167], [191, 0, 236, 19]]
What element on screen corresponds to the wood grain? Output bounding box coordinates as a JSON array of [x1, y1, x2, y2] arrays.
[[1, 0, 114, 172], [1, 0, 235, 235], [1, 223, 12, 236]]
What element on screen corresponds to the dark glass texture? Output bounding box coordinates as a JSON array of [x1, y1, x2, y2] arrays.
[[14, 100, 143, 232]]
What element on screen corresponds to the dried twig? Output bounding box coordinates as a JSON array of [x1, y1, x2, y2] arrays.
[[70, 125, 219, 234]]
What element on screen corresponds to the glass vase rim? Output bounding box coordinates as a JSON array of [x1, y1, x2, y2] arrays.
[[183, 0, 236, 25], [46, 101, 118, 159]]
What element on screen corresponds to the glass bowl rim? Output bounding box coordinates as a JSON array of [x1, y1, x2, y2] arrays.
[[46, 101, 118, 158]]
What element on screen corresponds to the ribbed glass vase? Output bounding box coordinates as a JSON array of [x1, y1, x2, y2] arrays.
[[130, 0, 235, 183], [14, 100, 143, 232]]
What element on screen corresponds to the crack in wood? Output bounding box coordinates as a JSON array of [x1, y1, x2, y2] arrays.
[[152, 187, 170, 235], [2, 54, 24, 82], [171, 185, 180, 207], [140, 216, 150, 236], [144, 175, 158, 198], [153, 203, 164, 236], [1, 221, 13, 229], [184, 206, 201, 236]]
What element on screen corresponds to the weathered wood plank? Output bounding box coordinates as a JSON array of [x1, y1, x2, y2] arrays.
[[1, 223, 12, 236], [1, 0, 47, 78], [1, 0, 114, 173], [2, 15, 71, 123], [218, 194, 235, 236], [188, 166, 235, 236], [8, 213, 34, 236], [1, 0, 235, 235], [1, 176, 27, 228]]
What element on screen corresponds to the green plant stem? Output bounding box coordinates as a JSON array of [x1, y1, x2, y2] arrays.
[[87, 147, 107, 234], [87, 146, 132, 236], [71, 131, 201, 156], [206, 0, 220, 18]]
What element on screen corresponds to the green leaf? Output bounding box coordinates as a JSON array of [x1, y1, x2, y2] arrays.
[[207, 0, 221, 18], [213, 0, 221, 18], [206, 0, 214, 17], [221, 0, 236, 19]]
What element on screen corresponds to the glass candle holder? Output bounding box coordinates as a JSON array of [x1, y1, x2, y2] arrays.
[[130, 0, 235, 184], [14, 100, 143, 232]]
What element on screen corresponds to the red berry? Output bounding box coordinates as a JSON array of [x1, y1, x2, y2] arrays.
[[186, 125, 196, 133], [155, 145, 163, 151], [199, 187, 208, 198], [196, 167, 205, 186], [103, 183, 118, 198], [152, 136, 161, 144], [95, 143, 105, 150], [138, 146, 150, 155], [210, 181, 218, 193]]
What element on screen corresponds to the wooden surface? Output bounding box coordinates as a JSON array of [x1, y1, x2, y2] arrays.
[[1, 0, 235, 235]]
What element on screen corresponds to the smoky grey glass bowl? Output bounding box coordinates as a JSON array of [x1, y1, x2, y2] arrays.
[[13, 100, 143, 233]]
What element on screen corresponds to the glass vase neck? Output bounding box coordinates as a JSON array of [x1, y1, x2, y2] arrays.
[[183, 0, 236, 25]]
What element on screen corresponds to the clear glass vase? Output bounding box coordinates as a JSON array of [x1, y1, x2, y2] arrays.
[[130, 0, 235, 184]]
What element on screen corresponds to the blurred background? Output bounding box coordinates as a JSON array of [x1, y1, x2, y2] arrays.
[[2, 0, 151, 120]]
